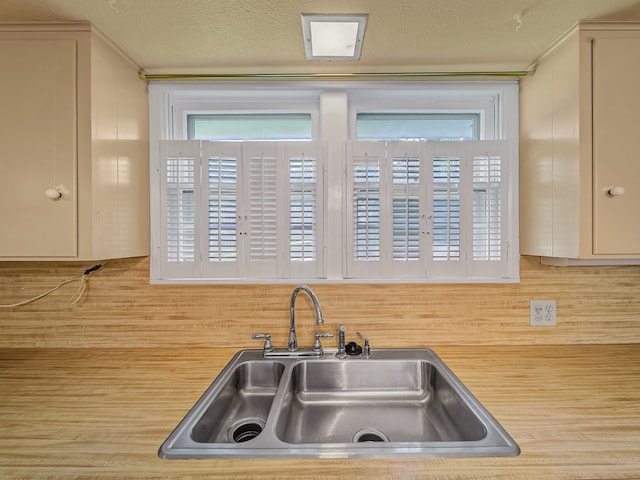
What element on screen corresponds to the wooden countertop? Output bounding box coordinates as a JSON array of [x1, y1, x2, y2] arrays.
[[0, 345, 638, 479]]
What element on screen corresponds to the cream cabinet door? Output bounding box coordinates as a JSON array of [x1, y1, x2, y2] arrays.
[[592, 36, 640, 255], [0, 39, 77, 257]]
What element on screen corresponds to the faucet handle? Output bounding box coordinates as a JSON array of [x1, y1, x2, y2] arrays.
[[251, 333, 273, 353], [312, 332, 334, 353], [357, 331, 371, 358]]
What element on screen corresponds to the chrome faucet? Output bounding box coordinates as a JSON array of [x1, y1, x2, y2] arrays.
[[289, 285, 324, 351]]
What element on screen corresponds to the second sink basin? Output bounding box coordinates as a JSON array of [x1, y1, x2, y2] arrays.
[[274, 359, 486, 444]]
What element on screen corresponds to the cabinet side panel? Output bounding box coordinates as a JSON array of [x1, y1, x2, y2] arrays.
[[116, 62, 150, 257], [519, 51, 556, 256], [550, 34, 581, 258], [592, 35, 640, 255], [90, 34, 119, 258], [90, 32, 149, 259], [0, 39, 77, 257]]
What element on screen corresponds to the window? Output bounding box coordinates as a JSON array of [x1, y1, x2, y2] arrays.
[[149, 82, 519, 282]]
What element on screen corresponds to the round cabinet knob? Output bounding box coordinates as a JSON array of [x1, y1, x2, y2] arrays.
[[45, 188, 62, 200], [607, 186, 626, 197]]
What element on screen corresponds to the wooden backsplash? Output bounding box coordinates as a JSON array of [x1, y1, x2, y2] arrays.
[[0, 256, 639, 348]]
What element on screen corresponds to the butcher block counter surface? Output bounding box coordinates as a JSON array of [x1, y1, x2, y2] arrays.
[[0, 345, 638, 479]]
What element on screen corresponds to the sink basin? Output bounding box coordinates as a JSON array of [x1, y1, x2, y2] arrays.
[[159, 348, 519, 459], [274, 359, 486, 444], [192, 361, 284, 443]]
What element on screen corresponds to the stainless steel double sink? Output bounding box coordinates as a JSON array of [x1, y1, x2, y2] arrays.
[[159, 348, 519, 458]]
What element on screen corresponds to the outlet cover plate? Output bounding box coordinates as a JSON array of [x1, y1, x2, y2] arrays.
[[530, 300, 557, 326]]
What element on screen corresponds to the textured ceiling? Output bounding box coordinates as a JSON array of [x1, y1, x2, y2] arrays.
[[1, 0, 640, 74]]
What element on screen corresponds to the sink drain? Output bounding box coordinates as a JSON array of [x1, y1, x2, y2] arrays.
[[353, 428, 390, 443], [228, 418, 265, 443]]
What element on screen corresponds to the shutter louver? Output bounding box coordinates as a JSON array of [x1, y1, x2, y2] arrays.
[[392, 154, 421, 261], [200, 142, 244, 278], [248, 150, 278, 262], [158, 140, 202, 279], [166, 156, 196, 263], [290, 155, 317, 262], [205, 146, 238, 263], [353, 155, 381, 261], [432, 154, 461, 262], [472, 153, 502, 262]]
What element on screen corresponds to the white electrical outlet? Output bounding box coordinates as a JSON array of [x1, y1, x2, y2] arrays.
[[530, 300, 557, 326]]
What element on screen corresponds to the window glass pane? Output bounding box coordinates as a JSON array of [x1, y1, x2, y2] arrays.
[[357, 113, 479, 141], [188, 113, 312, 141]]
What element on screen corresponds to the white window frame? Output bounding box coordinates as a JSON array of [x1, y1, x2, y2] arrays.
[[149, 81, 519, 283]]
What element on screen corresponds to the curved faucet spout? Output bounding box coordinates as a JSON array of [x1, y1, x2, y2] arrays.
[[289, 285, 324, 351]]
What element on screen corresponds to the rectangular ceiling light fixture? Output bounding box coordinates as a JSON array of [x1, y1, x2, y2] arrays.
[[301, 14, 368, 61]]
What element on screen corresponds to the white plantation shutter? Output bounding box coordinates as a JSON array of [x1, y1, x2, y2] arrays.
[[288, 143, 324, 278], [346, 140, 509, 279], [346, 142, 428, 278], [159, 141, 201, 278], [469, 141, 508, 277], [245, 143, 280, 277], [201, 142, 242, 278], [158, 140, 324, 280], [427, 144, 464, 277], [346, 142, 384, 278], [158, 139, 507, 281], [289, 156, 316, 260], [427, 141, 509, 278], [243, 142, 325, 278], [388, 142, 427, 277]]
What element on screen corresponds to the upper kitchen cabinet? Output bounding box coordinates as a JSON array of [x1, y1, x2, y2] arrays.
[[0, 23, 149, 260], [520, 21, 640, 264]]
